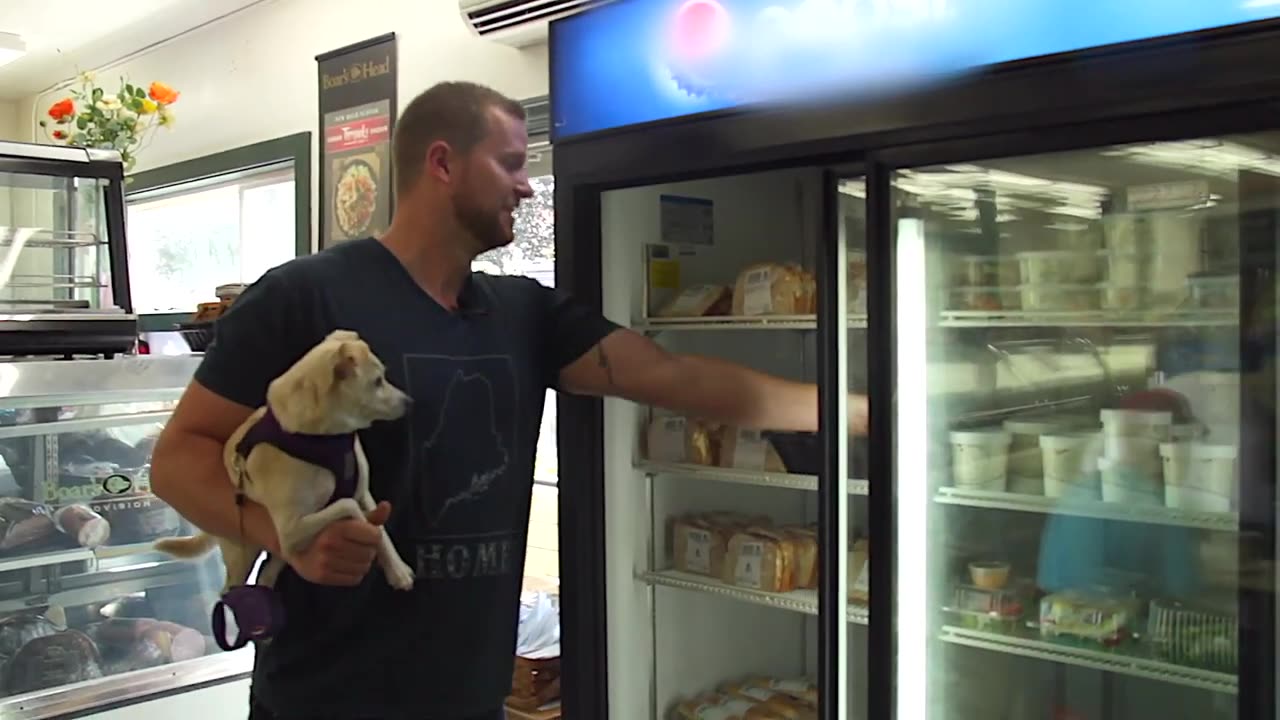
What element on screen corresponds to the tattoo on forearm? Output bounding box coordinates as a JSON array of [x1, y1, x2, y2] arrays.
[[596, 344, 617, 388]]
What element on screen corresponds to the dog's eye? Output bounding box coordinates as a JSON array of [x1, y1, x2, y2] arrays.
[[375, 377, 385, 387]]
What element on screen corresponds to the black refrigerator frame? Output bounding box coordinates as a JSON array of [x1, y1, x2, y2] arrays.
[[551, 17, 1280, 720]]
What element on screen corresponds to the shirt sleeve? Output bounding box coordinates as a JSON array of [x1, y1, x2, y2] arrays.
[[540, 284, 623, 390], [193, 268, 313, 409]]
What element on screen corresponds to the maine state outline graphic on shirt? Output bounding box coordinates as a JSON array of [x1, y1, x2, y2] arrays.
[[402, 354, 521, 582]]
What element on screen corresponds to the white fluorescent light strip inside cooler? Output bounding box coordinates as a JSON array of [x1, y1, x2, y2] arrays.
[[895, 216, 928, 720]]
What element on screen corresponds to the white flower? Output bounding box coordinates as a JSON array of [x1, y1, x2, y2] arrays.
[[79, 71, 96, 84], [118, 109, 138, 126], [95, 95, 122, 112]]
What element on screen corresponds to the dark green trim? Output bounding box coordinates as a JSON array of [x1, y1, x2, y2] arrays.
[[126, 132, 312, 327], [127, 131, 311, 258]]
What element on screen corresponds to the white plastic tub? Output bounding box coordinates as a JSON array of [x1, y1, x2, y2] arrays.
[[1004, 417, 1079, 480], [1160, 442, 1235, 512], [1100, 409, 1173, 441], [1099, 456, 1162, 506], [1017, 284, 1097, 312], [1098, 283, 1145, 311], [1101, 251, 1146, 285], [1040, 433, 1097, 498], [951, 429, 1012, 491], [1103, 433, 1161, 474]]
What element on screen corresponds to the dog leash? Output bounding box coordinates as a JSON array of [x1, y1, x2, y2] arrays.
[[211, 464, 286, 652]]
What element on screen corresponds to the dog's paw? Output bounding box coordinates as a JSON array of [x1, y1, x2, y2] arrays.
[[384, 559, 415, 591]]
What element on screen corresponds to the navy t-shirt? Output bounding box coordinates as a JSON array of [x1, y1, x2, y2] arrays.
[[193, 237, 619, 719]]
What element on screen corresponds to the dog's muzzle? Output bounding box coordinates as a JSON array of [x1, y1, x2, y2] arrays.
[[212, 585, 286, 651]]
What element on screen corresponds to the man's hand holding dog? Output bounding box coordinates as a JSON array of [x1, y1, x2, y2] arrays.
[[284, 501, 392, 587]]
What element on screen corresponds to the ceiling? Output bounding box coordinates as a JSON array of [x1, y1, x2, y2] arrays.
[[0, 0, 267, 101]]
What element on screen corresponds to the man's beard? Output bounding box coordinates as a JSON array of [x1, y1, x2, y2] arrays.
[[453, 196, 510, 253]]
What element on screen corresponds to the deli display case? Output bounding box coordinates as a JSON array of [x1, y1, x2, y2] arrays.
[[547, 3, 1280, 719], [0, 142, 249, 717]]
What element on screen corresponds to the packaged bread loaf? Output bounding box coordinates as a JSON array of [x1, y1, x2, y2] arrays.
[[718, 428, 787, 472], [754, 677, 818, 706], [725, 527, 798, 593], [783, 527, 818, 590], [721, 680, 816, 719], [657, 285, 731, 318], [672, 512, 770, 577], [848, 539, 870, 603], [646, 416, 720, 465], [732, 263, 815, 316]]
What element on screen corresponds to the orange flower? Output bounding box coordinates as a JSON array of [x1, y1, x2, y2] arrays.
[[51, 130, 67, 140], [148, 81, 179, 105], [47, 98, 74, 122]]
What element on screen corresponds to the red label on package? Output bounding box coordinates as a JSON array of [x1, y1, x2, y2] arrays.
[[325, 115, 390, 152]]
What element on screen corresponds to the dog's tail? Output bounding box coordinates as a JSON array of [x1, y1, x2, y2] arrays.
[[153, 532, 218, 559]]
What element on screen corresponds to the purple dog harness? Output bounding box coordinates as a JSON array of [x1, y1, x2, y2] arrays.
[[212, 407, 358, 652]]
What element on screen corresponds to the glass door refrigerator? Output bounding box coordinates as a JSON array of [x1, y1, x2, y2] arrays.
[[547, 3, 1280, 719]]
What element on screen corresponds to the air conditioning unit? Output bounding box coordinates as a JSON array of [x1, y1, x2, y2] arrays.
[[459, 0, 601, 47]]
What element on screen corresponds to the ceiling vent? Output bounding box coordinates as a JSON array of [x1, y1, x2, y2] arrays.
[[459, 0, 602, 47]]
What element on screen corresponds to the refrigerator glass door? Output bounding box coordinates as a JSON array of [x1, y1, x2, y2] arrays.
[[892, 134, 1275, 720], [600, 167, 867, 719]]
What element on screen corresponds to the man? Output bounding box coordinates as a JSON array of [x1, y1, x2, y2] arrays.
[[150, 81, 869, 720]]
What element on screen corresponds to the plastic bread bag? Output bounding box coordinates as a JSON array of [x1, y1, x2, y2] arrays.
[[516, 590, 560, 659]]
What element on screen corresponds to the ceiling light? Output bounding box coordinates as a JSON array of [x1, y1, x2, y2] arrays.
[[0, 33, 25, 69]]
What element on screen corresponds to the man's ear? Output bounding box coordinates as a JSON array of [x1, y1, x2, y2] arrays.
[[425, 140, 455, 184]]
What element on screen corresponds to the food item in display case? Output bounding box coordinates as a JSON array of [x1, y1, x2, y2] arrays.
[[947, 583, 1027, 632], [1147, 598, 1238, 671], [949, 429, 1012, 491], [1017, 250, 1098, 284], [1040, 433, 1101, 499], [968, 561, 1010, 590], [646, 415, 721, 465], [718, 428, 787, 472], [1100, 251, 1145, 285], [731, 263, 815, 316], [1186, 272, 1239, 309], [724, 527, 796, 593], [1038, 590, 1138, 646], [673, 676, 818, 720], [1097, 283, 1145, 311], [89, 490, 181, 545], [784, 526, 818, 590], [0, 499, 59, 553], [1016, 283, 1098, 312], [3, 628, 104, 695], [0, 613, 61, 660], [948, 286, 1009, 312], [53, 504, 110, 548], [1003, 416, 1084, 481], [671, 512, 770, 577], [1159, 442, 1236, 512], [657, 284, 731, 318], [84, 618, 207, 674], [847, 538, 869, 603]]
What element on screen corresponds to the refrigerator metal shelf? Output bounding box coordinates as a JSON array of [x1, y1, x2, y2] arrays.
[[638, 461, 870, 494], [935, 486, 1238, 531], [940, 626, 1237, 694], [634, 315, 868, 332], [939, 309, 1238, 328], [641, 569, 869, 624]]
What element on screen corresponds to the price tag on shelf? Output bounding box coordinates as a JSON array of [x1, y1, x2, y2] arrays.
[[732, 428, 769, 470], [735, 542, 764, 589], [742, 266, 774, 316], [684, 528, 712, 574]]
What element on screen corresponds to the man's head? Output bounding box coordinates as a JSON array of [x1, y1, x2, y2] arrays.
[[392, 81, 534, 255]]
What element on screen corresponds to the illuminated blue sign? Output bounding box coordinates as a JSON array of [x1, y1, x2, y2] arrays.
[[550, 0, 1280, 140]]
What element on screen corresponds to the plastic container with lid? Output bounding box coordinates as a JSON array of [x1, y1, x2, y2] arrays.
[[1098, 283, 1145, 311], [948, 287, 1018, 312], [1018, 284, 1098, 312], [1017, 250, 1082, 285], [1099, 456, 1162, 506], [951, 429, 1012, 491], [951, 255, 1003, 287], [1187, 272, 1239, 310], [1100, 251, 1146, 285], [1040, 433, 1098, 499], [1100, 408, 1173, 441], [1160, 442, 1236, 512], [1003, 417, 1080, 480]]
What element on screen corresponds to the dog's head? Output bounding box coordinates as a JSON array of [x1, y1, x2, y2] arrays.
[[267, 330, 412, 433]]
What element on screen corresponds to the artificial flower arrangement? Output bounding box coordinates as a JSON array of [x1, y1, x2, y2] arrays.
[[38, 72, 180, 172]]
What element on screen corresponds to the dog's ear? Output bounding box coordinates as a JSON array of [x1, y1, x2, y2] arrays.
[[333, 342, 357, 382]]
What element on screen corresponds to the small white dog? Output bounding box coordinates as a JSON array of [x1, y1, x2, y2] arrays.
[[156, 329, 416, 594]]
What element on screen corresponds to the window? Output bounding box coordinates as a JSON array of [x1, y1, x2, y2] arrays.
[[127, 164, 296, 314], [474, 148, 559, 584], [124, 133, 310, 330]]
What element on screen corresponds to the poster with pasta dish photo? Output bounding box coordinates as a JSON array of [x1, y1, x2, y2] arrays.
[[316, 33, 396, 248]]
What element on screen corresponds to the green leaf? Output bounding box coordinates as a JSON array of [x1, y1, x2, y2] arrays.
[[131, 98, 143, 112], [37, 120, 46, 127], [135, 87, 146, 99], [92, 87, 103, 102], [76, 116, 87, 130]]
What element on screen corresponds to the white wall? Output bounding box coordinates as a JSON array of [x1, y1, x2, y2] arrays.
[[0, 102, 17, 141], [15, 0, 549, 248]]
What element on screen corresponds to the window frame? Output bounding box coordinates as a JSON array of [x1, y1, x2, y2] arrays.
[[125, 132, 312, 331]]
